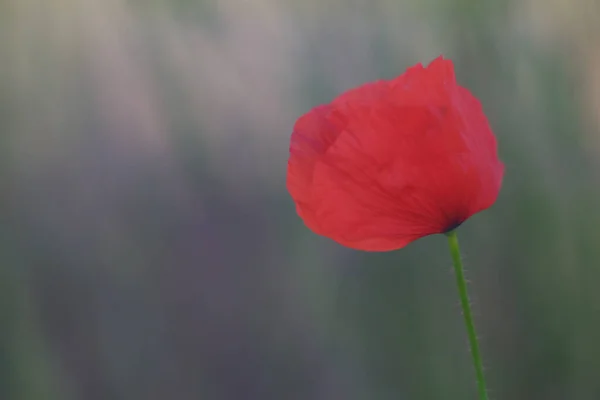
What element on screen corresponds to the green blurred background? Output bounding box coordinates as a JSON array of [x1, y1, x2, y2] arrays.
[[2, 0, 600, 399]]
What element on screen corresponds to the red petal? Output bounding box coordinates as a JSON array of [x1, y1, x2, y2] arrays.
[[287, 56, 504, 251]]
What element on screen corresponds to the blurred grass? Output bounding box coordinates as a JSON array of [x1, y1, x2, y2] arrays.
[[1, 0, 600, 399]]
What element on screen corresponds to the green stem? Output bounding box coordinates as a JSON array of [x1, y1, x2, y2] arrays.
[[446, 230, 489, 400]]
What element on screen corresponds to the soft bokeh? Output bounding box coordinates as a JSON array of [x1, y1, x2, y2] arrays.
[[2, 0, 600, 399]]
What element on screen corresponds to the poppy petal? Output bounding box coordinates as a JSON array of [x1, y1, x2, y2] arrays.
[[287, 56, 504, 251]]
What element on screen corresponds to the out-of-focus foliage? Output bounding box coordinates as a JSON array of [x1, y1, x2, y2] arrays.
[[1, 0, 600, 399]]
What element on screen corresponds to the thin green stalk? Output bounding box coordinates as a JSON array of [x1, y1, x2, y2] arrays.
[[446, 230, 488, 400]]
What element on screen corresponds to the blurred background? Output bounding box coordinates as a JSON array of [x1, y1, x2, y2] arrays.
[[1, 0, 600, 399]]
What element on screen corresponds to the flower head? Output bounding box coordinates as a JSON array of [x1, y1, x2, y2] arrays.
[[286, 56, 504, 251]]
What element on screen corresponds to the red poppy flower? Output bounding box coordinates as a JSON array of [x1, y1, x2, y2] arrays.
[[286, 56, 503, 251]]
